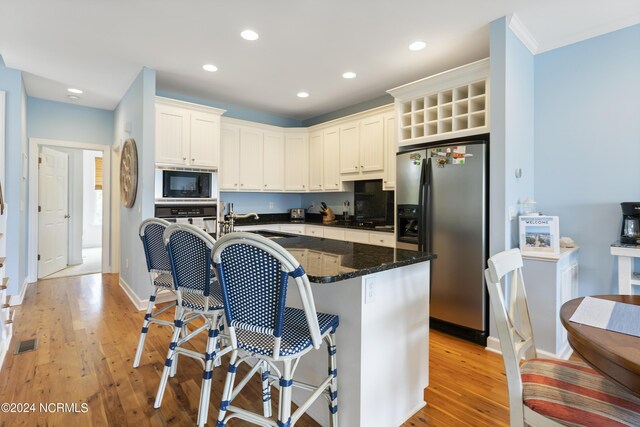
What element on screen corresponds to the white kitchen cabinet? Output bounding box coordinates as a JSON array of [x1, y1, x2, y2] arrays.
[[155, 97, 224, 168], [323, 228, 345, 241], [339, 115, 385, 179], [522, 247, 579, 359], [344, 229, 370, 244], [220, 124, 240, 190], [305, 225, 324, 237], [388, 59, 489, 147], [288, 249, 308, 270], [383, 112, 396, 190], [263, 132, 285, 191], [284, 133, 309, 191], [339, 122, 360, 174], [359, 114, 384, 172], [239, 127, 264, 191], [323, 127, 341, 190], [369, 231, 395, 247], [279, 224, 305, 235], [307, 250, 323, 273], [322, 253, 341, 275], [308, 132, 323, 191]]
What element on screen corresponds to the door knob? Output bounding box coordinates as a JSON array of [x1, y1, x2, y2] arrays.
[[64, 214, 71, 219]]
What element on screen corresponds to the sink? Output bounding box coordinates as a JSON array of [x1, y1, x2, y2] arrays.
[[249, 230, 295, 240]]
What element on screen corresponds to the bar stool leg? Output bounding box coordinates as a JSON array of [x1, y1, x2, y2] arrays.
[[154, 306, 184, 409], [278, 359, 293, 427], [217, 350, 239, 426], [170, 303, 184, 378], [260, 361, 272, 418], [196, 318, 219, 427], [133, 287, 160, 368], [327, 333, 339, 427]]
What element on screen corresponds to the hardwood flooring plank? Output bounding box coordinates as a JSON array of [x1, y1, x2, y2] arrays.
[[0, 273, 511, 426]]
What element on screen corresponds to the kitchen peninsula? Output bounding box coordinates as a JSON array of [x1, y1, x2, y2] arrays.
[[242, 231, 435, 427]]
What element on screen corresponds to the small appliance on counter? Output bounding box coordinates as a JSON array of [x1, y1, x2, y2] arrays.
[[290, 208, 305, 223], [620, 202, 640, 244]]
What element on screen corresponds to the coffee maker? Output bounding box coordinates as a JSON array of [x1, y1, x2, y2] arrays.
[[620, 202, 640, 244]]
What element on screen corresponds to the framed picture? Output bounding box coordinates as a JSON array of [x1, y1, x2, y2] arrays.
[[519, 215, 560, 255]]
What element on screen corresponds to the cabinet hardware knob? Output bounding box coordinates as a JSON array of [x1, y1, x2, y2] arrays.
[[234, 183, 238, 186], [64, 214, 71, 219], [240, 184, 244, 186], [302, 185, 305, 188], [383, 180, 387, 183], [192, 158, 195, 162], [360, 165, 363, 168], [183, 157, 187, 160]]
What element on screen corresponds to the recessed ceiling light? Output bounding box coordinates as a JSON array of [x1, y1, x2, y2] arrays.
[[67, 95, 80, 101], [342, 72, 357, 79], [241, 30, 259, 41], [67, 88, 83, 94], [297, 92, 309, 98], [202, 64, 218, 72], [409, 41, 426, 51]]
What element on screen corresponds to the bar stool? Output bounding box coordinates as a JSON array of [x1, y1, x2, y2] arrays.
[[134, 218, 177, 368], [154, 223, 231, 427], [212, 232, 339, 427]]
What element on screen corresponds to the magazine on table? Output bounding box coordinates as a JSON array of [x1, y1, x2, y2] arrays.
[[519, 215, 560, 254]]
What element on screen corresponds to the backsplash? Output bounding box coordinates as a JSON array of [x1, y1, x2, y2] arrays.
[[219, 191, 355, 217]]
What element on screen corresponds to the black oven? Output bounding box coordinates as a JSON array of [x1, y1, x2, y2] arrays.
[[162, 170, 211, 199]]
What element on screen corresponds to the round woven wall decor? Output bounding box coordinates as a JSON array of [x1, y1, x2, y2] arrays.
[[120, 138, 138, 208]]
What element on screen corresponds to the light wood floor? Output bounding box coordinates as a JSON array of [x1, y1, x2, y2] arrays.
[[0, 273, 510, 426]]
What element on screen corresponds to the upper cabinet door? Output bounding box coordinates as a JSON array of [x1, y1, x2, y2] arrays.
[[359, 114, 384, 172], [284, 133, 309, 191], [220, 124, 240, 191], [263, 132, 285, 191], [156, 104, 189, 165], [383, 113, 396, 190], [189, 111, 219, 168], [339, 123, 360, 174], [308, 131, 323, 191], [323, 127, 340, 190], [239, 127, 264, 191]]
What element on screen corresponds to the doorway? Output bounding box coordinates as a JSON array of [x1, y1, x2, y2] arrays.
[[28, 138, 112, 282], [39, 148, 104, 279]]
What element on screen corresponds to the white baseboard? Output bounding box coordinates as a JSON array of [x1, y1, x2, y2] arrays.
[[9, 279, 29, 306], [119, 277, 176, 311], [486, 335, 572, 360]]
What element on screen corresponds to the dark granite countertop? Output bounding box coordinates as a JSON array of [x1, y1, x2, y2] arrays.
[[234, 231, 435, 284], [233, 213, 395, 233]]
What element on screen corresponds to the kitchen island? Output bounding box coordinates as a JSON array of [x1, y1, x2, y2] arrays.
[[249, 231, 435, 427]]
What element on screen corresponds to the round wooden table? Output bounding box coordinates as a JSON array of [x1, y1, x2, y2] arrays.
[[560, 295, 640, 397]]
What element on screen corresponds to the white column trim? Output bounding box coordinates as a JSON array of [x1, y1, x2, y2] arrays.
[[507, 13, 540, 55]]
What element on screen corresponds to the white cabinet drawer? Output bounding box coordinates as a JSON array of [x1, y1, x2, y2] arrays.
[[344, 229, 370, 244], [305, 225, 324, 237], [323, 228, 345, 241], [369, 232, 395, 247], [279, 224, 305, 235]]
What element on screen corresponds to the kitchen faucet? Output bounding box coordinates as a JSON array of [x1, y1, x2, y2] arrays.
[[223, 202, 259, 234]]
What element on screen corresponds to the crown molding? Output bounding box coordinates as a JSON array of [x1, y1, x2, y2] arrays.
[[508, 13, 539, 54]]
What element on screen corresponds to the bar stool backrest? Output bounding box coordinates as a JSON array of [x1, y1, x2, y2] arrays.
[[139, 218, 172, 273], [163, 223, 216, 297], [212, 232, 322, 358]]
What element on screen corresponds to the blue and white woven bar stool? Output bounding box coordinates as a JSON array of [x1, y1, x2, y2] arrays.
[[154, 223, 231, 427], [134, 218, 177, 368], [212, 232, 339, 427]]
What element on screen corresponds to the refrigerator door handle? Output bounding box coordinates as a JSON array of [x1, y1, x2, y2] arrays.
[[423, 157, 432, 253], [417, 158, 430, 252]]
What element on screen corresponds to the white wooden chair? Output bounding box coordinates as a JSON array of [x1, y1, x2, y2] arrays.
[[485, 248, 640, 427]]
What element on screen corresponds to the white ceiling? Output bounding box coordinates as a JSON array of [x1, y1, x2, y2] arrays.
[[1, 0, 639, 121]]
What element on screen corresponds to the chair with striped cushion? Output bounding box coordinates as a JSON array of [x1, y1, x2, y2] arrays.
[[485, 248, 640, 426], [212, 232, 339, 427], [154, 223, 231, 427], [134, 218, 177, 368]]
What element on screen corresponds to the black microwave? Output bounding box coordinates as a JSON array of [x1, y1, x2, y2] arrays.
[[162, 170, 212, 199]]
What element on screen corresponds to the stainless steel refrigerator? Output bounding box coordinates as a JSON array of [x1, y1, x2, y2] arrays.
[[396, 135, 488, 344]]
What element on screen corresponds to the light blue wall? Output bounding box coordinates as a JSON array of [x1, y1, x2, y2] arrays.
[[534, 24, 640, 295], [489, 17, 535, 255], [220, 192, 302, 215], [300, 192, 354, 217], [27, 97, 114, 145], [156, 90, 302, 128], [0, 60, 27, 295], [116, 67, 156, 301]]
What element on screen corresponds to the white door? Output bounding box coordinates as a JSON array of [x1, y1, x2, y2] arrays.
[[263, 132, 285, 191], [155, 104, 189, 165], [38, 147, 69, 278], [339, 122, 360, 174], [359, 114, 384, 172], [323, 127, 340, 190], [238, 127, 264, 190], [284, 133, 309, 191], [220, 124, 240, 190], [190, 111, 219, 168], [308, 131, 323, 191]]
